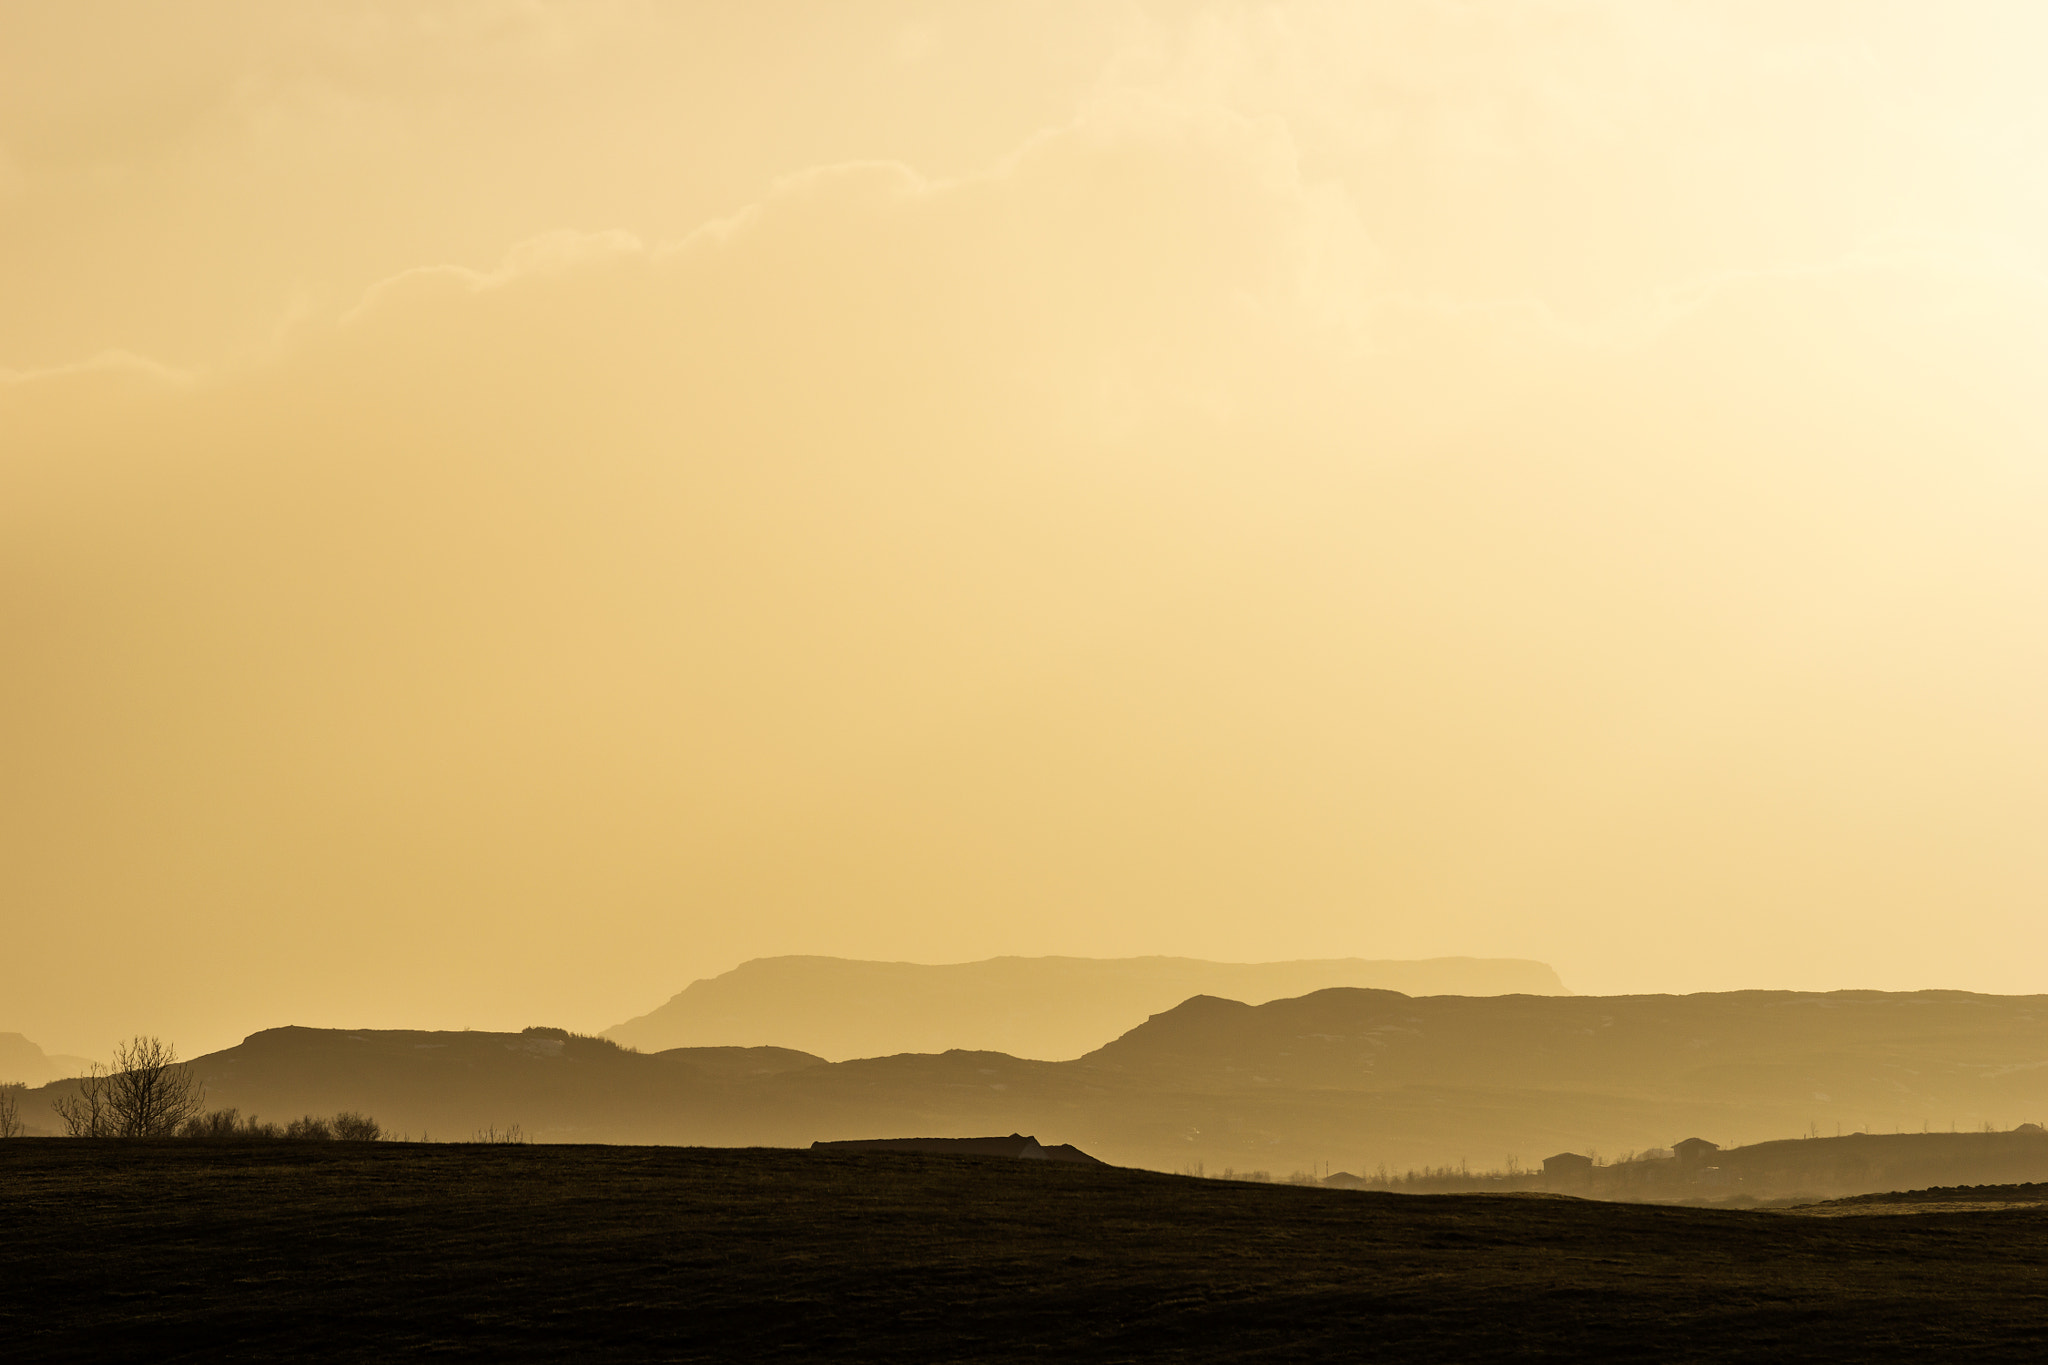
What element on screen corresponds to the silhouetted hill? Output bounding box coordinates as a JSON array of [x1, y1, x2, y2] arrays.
[[21, 990, 2048, 1183], [1710, 1129, 2048, 1201], [604, 954, 1571, 1059], [1084, 987, 2048, 1113], [16, 1027, 825, 1143]]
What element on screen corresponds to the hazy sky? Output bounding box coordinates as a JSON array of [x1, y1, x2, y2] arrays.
[[5, 2, 2046, 1059]]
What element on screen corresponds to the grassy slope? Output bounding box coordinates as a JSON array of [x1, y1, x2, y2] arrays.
[[6, 1141, 2048, 1363]]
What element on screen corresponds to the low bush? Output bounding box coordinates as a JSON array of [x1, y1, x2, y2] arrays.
[[332, 1111, 382, 1142], [176, 1109, 378, 1141], [178, 1109, 286, 1140], [523, 1025, 636, 1054]]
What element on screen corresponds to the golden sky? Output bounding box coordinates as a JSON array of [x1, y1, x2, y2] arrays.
[[5, 2, 2046, 1058]]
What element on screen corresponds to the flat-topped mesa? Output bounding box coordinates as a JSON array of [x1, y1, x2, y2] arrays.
[[1074, 987, 2048, 1106], [605, 955, 1569, 1060], [810, 1133, 1105, 1165]]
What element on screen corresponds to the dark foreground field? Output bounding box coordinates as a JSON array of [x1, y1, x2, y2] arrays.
[[5, 1143, 2048, 1362]]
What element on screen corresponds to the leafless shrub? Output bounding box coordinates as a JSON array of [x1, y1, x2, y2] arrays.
[[471, 1123, 527, 1144], [332, 1111, 382, 1142], [0, 1082, 26, 1138], [170, 1105, 382, 1143], [179, 1108, 246, 1140], [178, 1109, 283, 1140]]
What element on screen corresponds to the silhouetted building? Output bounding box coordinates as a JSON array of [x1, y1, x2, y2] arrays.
[[1543, 1152, 1593, 1182], [1673, 1138, 1720, 1167], [810, 1133, 1104, 1164]]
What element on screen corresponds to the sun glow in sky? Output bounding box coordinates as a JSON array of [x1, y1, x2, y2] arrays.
[[4, 2, 2046, 1057]]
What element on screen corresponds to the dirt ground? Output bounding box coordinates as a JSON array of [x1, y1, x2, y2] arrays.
[[6, 1141, 2048, 1362]]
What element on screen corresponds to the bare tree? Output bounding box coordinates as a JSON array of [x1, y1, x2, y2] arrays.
[[52, 1063, 116, 1137], [109, 1036, 203, 1136], [53, 1037, 203, 1138], [0, 1082, 26, 1138]]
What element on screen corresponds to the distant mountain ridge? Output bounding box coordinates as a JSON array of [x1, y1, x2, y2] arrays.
[[19, 987, 2048, 1185], [0, 1033, 94, 1087], [604, 955, 1570, 1060]]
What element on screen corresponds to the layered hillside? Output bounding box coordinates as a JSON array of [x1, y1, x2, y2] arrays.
[[1082, 988, 2048, 1114], [20, 989, 2048, 1183], [604, 955, 1570, 1059]]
